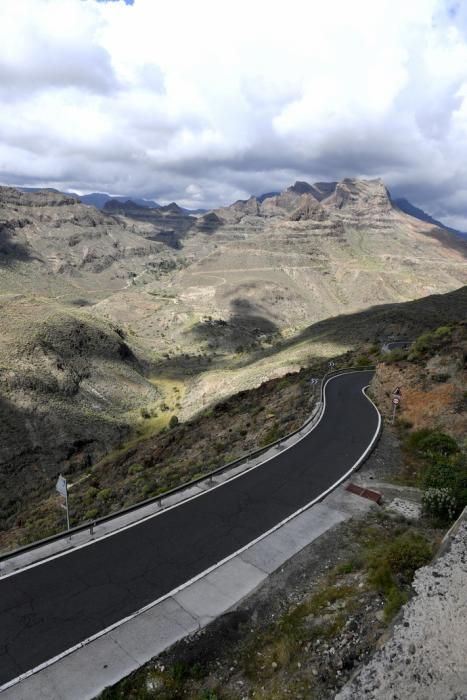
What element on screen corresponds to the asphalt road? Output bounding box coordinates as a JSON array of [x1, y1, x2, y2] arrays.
[[0, 370, 378, 686], [382, 340, 411, 353]]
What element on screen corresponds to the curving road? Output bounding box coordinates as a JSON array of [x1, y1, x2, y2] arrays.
[[381, 340, 411, 353], [0, 370, 379, 687]]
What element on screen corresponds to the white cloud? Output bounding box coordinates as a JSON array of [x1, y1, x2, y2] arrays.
[[0, 0, 467, 227]]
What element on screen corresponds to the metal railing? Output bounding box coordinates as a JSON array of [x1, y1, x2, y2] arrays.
[[0, 366, 376, 562]]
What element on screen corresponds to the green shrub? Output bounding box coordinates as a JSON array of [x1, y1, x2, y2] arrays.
[[384, 348, 407, 364], [169, 415, 179, 429], [386, 533, 432, 581], [368, 558, 394, 593], [423, 459, 467, 492], [84, 508, 98, 520], [411, 326, 452, 357], [405, 429, 459, 459], [418, 432, 459, 457], [367, 532, 432, 591], [355, 354, 371, 367], [97, 488, 112, 501], [84, 486, 98, 502], [412, 332, 434, 354], [384, 586, 408, 623], [128, 463, 144, 476], [433, 325, 451, 338], [260, 424, 280, 446], [422, 487, 458, 522]]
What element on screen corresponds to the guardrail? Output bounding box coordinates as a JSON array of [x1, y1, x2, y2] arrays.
[[0, 366, 376, 562]]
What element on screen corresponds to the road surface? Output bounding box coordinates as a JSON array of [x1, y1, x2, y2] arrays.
[[381, 340, 411, 353], [0, 370, 379, 687]]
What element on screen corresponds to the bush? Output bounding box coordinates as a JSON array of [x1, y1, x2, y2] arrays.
[[433, 325, 451, 338], [169, 414, 179, 429], [412, 332, 434, 354], [128, 463, 144, 476], [405, 429, 459, 459], [418, 432, 459, 457], [422, 487, 458, 522], [384, 586, 408, 623], [367, 532, 432, 591], [386, 533, 432, 581], [260, 424, 280, 446], [84, 508, 98, 520], [423, 459, 467, 492], [411, 326, 452, 357], [368, 558, 394, 593], [384, 348, 407, 364]]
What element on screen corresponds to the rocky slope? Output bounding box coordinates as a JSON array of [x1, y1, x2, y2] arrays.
[[169, 177, 466, 362], [0, 303, 161, 527], [0, 186, 174, 294]]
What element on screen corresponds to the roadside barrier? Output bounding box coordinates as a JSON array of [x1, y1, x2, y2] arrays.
[[0, 366, 377, 562]]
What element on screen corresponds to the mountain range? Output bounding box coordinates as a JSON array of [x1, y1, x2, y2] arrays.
[[19, 187, 206, 214], [17, 183, 466, 236]]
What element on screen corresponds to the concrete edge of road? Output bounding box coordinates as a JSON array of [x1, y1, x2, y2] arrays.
[[0, 380, 382, 699], [0, 369, 375, 580], [0, 367, 374, 567]]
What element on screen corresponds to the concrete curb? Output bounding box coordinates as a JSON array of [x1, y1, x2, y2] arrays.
[[0, 367, 374, 564], [1, 492, 377, 700], [1, 372, 381, 698]]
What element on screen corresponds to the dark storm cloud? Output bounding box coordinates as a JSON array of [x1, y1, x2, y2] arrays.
[[0, 0, 467, 227]]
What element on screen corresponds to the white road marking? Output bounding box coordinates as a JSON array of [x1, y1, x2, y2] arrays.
[[0, 373, 381, 694]]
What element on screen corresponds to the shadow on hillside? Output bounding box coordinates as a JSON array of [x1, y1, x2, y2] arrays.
[[116, 205, 224, 250], [0, 393, 42, 528], [0, 223, 35, 265], [0, 387, 130, 536], [149, 286, 467, 378], [422, 228, 467, 258]]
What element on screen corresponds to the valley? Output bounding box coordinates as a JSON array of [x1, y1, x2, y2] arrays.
[[0, 178, 466, 547]]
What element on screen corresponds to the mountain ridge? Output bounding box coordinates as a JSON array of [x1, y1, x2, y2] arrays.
[[13, 182, 465, 236]]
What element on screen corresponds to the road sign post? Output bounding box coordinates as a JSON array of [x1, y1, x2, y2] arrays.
[[56, 474, 70, 532], [391, 396, 400, 424]]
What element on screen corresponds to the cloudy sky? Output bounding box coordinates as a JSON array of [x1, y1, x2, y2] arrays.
[[1, 0, 467, 227]]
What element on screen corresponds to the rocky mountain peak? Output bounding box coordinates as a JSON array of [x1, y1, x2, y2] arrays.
[[0, 186, 79, 209], [287, 181, 319, 196], [329, 178, 392, 211]]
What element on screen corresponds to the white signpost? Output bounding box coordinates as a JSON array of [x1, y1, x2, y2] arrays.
[[391, 395, 400, 424], [56, 474, 70, 531]]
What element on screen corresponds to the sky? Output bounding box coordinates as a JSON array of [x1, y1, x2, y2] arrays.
[[1, 0, 467, 228]]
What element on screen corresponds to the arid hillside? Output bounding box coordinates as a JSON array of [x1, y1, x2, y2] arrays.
[[2, 286, 466, 552], [0, 180, 466, 545]]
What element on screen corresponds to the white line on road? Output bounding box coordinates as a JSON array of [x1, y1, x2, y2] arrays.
[[0, 373, 381, 694]]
